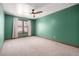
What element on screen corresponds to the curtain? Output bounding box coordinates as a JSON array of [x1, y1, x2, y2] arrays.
[[27, 20, 31, 36], [12, 17, 18, 38]]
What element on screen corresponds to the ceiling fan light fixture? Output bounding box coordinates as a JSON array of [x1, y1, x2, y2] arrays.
[[30, 9, 43, 18]]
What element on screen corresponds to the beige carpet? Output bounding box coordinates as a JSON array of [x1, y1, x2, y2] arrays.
[[0, 36, 79, 56]]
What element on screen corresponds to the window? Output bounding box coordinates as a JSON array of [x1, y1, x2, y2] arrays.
[[18, 20, 28, 33]]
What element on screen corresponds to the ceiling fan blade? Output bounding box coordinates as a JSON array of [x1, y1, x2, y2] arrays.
[[30, 9, 43, 17], [30, 12, 34, 14], [35, 11, 43, 14]]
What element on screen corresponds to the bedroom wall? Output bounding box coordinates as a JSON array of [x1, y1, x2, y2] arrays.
[[0, 4, 4, 47], [36, 4, 79, 46], [5, 14, 13, 40], [31, 20, 36, 36]]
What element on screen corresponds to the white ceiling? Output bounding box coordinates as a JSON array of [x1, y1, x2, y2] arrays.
[[27, 3, 50, 9], [2, 3, 77, 19]]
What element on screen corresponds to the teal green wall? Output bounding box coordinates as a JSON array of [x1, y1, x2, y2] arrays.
[[31, 20, 36, 36], [0, 5, 4, 47], [5, 14, 13, 40], [36, 4, 79, 46]]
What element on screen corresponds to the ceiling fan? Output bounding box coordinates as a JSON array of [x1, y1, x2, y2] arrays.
[[30, 9, 43, 17]]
